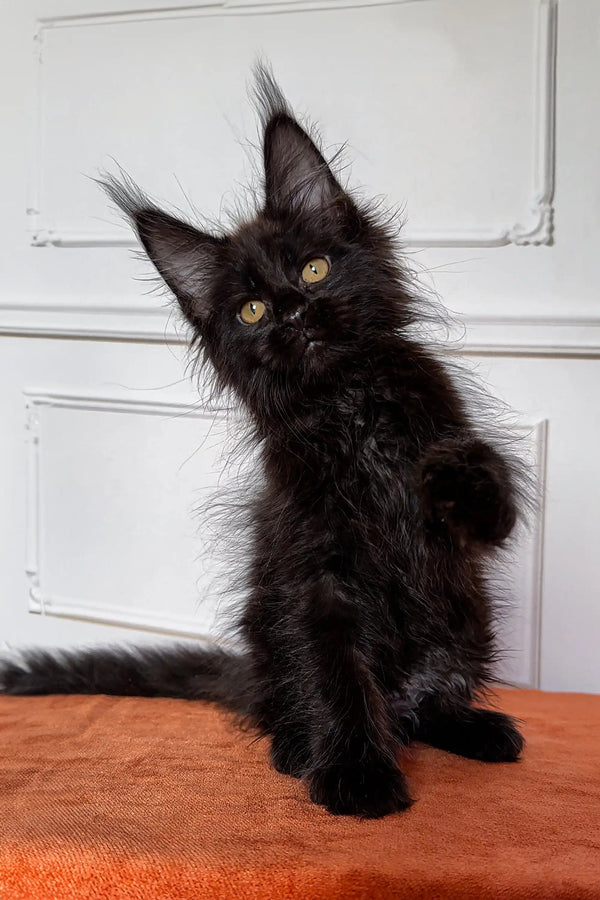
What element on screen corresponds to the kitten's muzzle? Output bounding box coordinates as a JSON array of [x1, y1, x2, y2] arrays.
[[278, 297, 328, 349], [284, 317, 324, 345]]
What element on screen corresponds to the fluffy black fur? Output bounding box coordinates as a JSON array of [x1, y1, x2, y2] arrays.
[[1, 66, 527, 818]]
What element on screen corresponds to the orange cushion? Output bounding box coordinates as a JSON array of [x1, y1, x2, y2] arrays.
[[1, 688, 599, 899]]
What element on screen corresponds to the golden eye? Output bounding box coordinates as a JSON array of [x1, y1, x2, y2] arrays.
[[239, 300, 266, 324], [301, 257, 330, 284]]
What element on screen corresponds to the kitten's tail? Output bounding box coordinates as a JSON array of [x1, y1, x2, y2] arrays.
[[0, 644, 254, 716]]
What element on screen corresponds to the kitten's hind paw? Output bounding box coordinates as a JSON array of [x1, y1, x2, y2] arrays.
[[308, 758, 412, 818], [418, 706, 524, 763]]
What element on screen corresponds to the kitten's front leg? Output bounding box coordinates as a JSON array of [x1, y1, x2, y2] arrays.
[[270, 721, 312, 778], [303, 577, 411, 818], [418, 437, 517, 545]]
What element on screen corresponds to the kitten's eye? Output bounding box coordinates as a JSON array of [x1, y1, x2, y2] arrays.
[[239, 300, 266, 324], [301, 257, 330, 284]]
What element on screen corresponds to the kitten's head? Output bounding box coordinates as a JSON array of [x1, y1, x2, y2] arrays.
[[104, 67, 412, 414]]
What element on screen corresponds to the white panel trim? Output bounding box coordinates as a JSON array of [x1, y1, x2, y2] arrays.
[[27, 594, 225, 641], [530, 418, 547, 689], [0, 301, 188, 343], [37, 0, 437, 26], [25, 403, 43, 613], [454, 316, 600, 358], [27, 0, 557, 249], [24, 389, 228, 640], [501, 418, 547, 689], [5, 305, 600, 357]]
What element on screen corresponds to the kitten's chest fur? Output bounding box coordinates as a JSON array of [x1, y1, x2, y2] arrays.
[[258, 379, 435, 608], [275, 383, 415, 483]]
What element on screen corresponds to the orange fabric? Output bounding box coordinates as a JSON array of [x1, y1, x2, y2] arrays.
[[1, 689, 599, 899]]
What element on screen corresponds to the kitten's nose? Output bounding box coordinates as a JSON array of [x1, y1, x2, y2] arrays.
[[277, 295, 306, 329], [285, 308, 304, 327]]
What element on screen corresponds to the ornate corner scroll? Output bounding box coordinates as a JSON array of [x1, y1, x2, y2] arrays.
[[505, 0, 557, 246]]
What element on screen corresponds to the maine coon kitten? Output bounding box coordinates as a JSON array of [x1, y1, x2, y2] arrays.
[[1, 68, 526, 818]]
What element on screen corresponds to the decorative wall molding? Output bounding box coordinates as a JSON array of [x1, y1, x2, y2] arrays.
[[505, 0, 556, 248], [5, 304, 600, 358], [37, 0, 432, 26], [451, 316, 600, 358], [531, 418, 547, 689], [27, 0, 557, 249], [23, 389, 545, 680], [0, 300, 186, 343], [495, 418, 547, 689], [24, 389, 228, 640]]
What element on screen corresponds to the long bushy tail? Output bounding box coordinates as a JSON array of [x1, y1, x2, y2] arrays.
[[0, 644, 254, 716]]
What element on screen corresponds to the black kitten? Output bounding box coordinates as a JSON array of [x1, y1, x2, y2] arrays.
[[1, 67, 526, 818]]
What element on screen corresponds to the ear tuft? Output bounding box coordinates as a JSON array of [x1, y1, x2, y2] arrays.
[[98, 172, 224, 324], [252, 59, 291, 128]]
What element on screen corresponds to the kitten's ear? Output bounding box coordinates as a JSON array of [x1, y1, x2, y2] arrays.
[[133, 209, 224, 324], [100, 174, 224, 325], [263, 114, 344, 215], [254, 64, 346, 216]]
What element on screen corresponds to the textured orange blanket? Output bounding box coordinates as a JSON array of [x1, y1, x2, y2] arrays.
[[1, 689, 599, 899]]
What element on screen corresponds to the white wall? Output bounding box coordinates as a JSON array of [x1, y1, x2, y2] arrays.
[[0, 0, 598, 692]]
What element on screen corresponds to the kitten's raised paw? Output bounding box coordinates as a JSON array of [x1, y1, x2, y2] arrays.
[[308, 759, 412, 818], [419, 438, 517, 545]]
